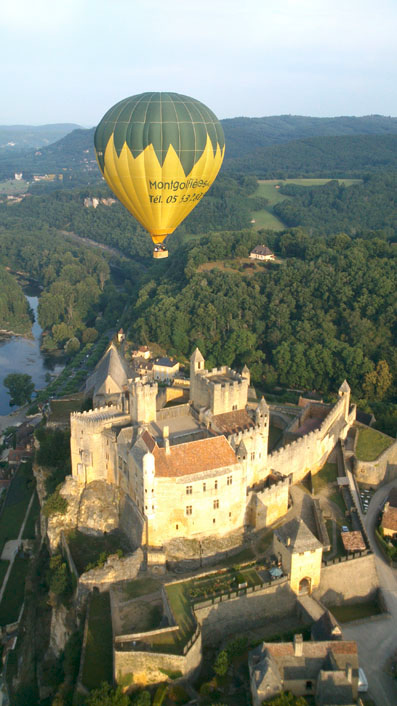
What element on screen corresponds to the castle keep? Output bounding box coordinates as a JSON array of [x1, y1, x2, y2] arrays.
[[70, 348, 355, 549]]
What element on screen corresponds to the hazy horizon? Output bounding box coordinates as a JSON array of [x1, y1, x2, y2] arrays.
[[1, 0, 396, 125]]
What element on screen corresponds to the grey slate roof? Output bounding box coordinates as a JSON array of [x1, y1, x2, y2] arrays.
[[154, 357, 178, 368], [275, 517, 323, 552], [86, 342, 129, 397]]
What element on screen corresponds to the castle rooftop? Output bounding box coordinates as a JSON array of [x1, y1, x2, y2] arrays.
[[207, 370, 242, 385], [211, 409, 255, 434], [142, 432, 238, 478]]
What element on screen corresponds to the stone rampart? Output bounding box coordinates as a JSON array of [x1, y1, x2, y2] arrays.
[[314, 553, 379, 606], [354, 438, 397, 487], [114, 627, 202, 687]]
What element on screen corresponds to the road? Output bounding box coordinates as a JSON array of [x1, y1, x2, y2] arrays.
[[342, 479, 397, 706]]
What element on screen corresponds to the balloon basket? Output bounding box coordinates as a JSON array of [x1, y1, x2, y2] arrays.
[[153, 249, 168, 259]]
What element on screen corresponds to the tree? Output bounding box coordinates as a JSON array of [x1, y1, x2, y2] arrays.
[[4, 373, 35, 406], [213, 649, 229, 677], [363, 360, 393, 400], [85, 682, 130, 706]]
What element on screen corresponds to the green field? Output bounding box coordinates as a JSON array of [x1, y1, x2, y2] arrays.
[[0, 179, 29, 196], [250, 178, 362, 232]]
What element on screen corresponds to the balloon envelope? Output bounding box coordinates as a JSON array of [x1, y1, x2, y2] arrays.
[[94, 92, 225, 248]]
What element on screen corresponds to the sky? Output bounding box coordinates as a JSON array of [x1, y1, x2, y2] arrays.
[[1, 0, 396, 125]]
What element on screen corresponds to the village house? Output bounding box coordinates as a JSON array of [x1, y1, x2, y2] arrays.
[[249, 634, 359, 705], [249, 244, 275, 261]]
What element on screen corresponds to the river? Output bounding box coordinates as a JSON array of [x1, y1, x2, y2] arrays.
[[0, 286, 63, 416]]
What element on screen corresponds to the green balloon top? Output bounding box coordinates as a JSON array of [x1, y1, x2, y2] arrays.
[[94, 92, 225, 176]]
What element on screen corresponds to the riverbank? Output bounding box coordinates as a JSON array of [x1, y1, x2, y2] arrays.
[[0, 405, 42, 433]]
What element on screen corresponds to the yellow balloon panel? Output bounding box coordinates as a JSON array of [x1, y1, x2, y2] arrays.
[[100, 134, 225, 243]]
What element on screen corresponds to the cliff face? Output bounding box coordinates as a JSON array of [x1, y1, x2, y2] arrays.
[[44, 476, 122, 552]]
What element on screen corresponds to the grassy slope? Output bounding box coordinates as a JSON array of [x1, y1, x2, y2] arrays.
[[355, 427, 394, 462]]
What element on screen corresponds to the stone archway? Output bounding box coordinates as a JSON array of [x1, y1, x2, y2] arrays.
[[299, 577, 311, 595]]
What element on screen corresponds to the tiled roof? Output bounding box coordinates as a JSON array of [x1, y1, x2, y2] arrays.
[[341, 531, 366, 552], [211, 409, 255, 434], [381, 505, 397, 532], [142, 434, 238, 477]]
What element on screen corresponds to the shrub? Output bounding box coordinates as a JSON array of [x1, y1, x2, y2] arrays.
[[43, 490, 68, 517]]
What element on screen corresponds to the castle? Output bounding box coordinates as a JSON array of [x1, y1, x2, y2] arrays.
[[70, 347, 355, 551]]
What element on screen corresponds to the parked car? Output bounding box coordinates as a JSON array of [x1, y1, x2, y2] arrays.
[[358, 667, 368, 692], [342, 526, 349, 532]]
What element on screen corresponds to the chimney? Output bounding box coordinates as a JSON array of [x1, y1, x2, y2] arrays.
[[286, 537, 291, 547], [345, 663, 352, 683], [163, 425, 170, 455], [293, 634, 303, 657]]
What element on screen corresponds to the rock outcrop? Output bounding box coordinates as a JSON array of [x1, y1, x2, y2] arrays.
[[46, 477, 122, 551], [78, 480, 120, 535]]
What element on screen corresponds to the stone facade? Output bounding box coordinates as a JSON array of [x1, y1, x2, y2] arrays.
[[69, 348, 355, 551], [273, 518, 323, 595]]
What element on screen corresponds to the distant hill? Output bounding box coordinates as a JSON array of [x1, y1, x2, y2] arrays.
[[0, 127, 97, 184], [224, 134, 397, 178], [1, 115, 397, 183], [222, 114, 397, 159], [0, 123, 82, 151]]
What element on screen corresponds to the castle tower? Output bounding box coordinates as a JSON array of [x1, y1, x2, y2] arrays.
[[190, 347, 205, 376], [241, 364, 250, 387], [190, 348, 206, 408], [130, 378, 158, 424], [256, 397, 269, 427], [338, 380, 351, 422]]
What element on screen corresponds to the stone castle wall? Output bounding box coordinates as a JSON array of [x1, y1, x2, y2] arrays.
[[249, 478, 290, 529], [268, 394, 355, 482], [354, 438, 397, 487], [313, 553, 379, 606], [114, 628, 202, 687], [194, 578, 296, 643]]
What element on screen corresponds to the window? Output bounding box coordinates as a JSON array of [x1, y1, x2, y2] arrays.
[[176, 524, 179, 530], [203, 482, 206, 492], [213, 518, 216, 524], [186, 506, 192, 516], [214, 480, 218, 490], [227, 475, 232, 485], [186, 485, 192, 495], [232, 404, 237, 411], [229, 511, 232, 518], [251, 452, 255, 461], [213, 499, 219, 509]]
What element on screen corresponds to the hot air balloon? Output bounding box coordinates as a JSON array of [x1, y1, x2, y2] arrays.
[[94, 92, 225, 258]]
